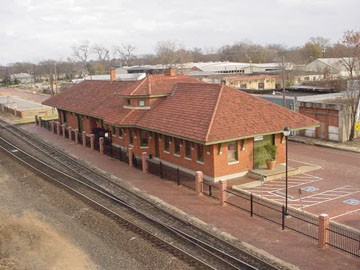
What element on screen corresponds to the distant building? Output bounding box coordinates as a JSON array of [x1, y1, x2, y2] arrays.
[[296, 91, 360, 142], [10, 73, 35, 84], [306, 58, 360, 78]]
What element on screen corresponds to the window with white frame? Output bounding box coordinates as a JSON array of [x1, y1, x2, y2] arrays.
[[185, 141, 192, 159], [174, 138, 181, 155], [197, 144, 204, 162], [164, 136, 170, 152], [227, 141, 238, 162], [140, 130, 148, 147]]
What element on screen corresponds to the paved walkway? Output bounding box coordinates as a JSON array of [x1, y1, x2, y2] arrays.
[[17, 123, 359, 270]]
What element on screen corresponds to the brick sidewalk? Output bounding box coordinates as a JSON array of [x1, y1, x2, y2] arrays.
[[20, 124, 360, 270]]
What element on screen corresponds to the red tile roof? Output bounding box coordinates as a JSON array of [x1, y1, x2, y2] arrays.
[[43, 76, 318, 144], [137, 84, 318, 143], [119, 74, 202, 96]]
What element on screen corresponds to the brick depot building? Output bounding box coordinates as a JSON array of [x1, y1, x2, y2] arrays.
[[43, 70, 318, 181]]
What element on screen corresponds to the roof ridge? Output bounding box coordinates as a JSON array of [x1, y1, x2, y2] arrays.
[[129, 76, 148, 96], [120, 109, 136, 124], [205, 85, 224, 142]]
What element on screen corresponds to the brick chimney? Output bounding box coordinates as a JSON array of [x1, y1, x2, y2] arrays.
[[164, 68, 177, 77], [110, 68, 116, 81]]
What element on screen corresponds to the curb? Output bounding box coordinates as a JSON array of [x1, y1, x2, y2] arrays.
[[289, 137, 360, 154]]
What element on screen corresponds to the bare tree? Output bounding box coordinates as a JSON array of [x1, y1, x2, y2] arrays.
[[72, 40, 92, 76], [113, 44, 136, 67], [346, 80, 360, 141], [92, 44, 110, 74], [340, 30, 360, 140], [155, 40, 184, 66], [340, 30, 360, 79]]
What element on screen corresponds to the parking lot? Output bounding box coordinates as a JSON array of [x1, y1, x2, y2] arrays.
[[239, 143, 360, 229]]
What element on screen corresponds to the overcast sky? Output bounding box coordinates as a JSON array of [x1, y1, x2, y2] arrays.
[[1, 0, 359, 65]]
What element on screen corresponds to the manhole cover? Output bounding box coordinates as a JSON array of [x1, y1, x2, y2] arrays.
[[343, 199, 360, 205], [302, 186, 319, 192]]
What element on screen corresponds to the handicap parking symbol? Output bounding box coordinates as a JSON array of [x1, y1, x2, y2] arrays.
[[343, 199, 360, 205], [302, 186, 319, 192]]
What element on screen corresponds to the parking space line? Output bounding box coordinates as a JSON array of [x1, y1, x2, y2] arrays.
[[303, 191, 360, 208], [289, 159, 322, 168], [330, 209, 360, 220]]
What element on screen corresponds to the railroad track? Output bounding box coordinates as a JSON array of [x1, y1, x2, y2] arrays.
[[0, 120, 283, 270]]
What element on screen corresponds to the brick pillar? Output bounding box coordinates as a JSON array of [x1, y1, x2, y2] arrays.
[[318, 214, 329, 248], [99, 137, 104, 154], [68, 127, 72, 140], [75, 129, 79, 144], [90, 134, 95, 150], [56, 122, 61, 135], [142, 152, 148, 173], [62, 124, 66, 138], [219, 180, 227, 206], [50, 121, 55, 133], [195, 171, 203, 196], [35, 115, 39, 126], [82, 131, 86, 147], [129, 148, 133, 167]]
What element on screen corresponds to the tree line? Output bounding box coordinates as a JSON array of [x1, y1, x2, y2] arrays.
[[1, 30, 359, 82]]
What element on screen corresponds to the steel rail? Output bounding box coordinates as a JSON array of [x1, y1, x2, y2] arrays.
[[0, 136, 261, 270], [0, 120, 281, 269]]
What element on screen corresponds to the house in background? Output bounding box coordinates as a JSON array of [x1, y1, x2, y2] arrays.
[[10, 73, 35, 84], [43, 69, 318, 181], [306, 58, 360, 78]]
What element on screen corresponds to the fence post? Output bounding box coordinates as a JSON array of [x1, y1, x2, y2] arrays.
[[128, 148, 133, 167], [160, 161, 163, 178], [195, 171, 203, 196], [219, 180, 227, 206], [250, 193, 253, 217], [57, 122, 61, 135], [50, 121, 54, 133], [82, 131, 86, 147], [142, 152, 148, 173], [68, 127, 72, 140], [62, 124, 66, 138], [90, 134, 95, 150], [39, 116, 43, 127], [99, 137, 104, 154], [318, 214, 329, 248], [74, 129, 79, 144], [282, 205, 285, 230], [176, 168, 180, 185]]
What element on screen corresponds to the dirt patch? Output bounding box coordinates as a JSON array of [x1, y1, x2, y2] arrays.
[[0, 209, 96, 270]]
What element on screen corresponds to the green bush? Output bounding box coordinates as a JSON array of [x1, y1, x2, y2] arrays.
[[264, 144, 277, 161]]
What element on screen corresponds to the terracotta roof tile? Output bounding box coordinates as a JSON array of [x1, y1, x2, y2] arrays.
[[43, 78, 318, 144]]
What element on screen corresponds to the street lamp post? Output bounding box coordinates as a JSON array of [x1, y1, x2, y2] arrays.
[[283, 126, 291, 214]]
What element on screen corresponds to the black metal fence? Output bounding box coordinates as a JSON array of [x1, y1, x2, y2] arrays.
[[225, 188, 359, 257], [202, 181, 220, 199], [38, 120, 360, 258], [327, 222, 360, 257], [147, 159, 195, 189]]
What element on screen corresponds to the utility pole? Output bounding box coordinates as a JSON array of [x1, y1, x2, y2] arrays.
[[282, 55, 286, 107]]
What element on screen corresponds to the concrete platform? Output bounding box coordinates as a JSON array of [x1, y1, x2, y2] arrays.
[[247, 164, 300, 181]]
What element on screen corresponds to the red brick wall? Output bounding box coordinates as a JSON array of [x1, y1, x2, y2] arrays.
[[66, 113, 78, 129], [213, 139, 253, 178], [64, 112, 287, 179]]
